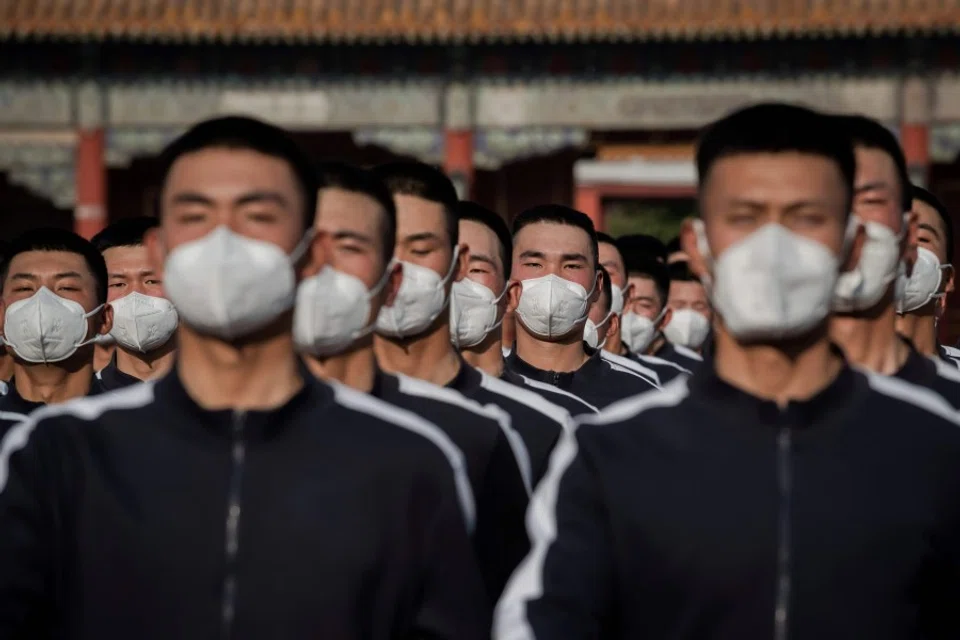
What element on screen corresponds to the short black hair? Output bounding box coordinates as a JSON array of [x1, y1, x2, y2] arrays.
[[155, 116, 318, 230], [1, 228, 108, 304], [372, 161, 459, 246], [697, 103, 856, 213], [456, 201, 512, 280], [316, 162, 397, 266], [625, 254, 670, 309], [836, 114, 911, 212], [617, 234, 667, 264], [667, 260, 702, 283], [598, 264, 613, 316], [665, 236, 682, 254], [512, 204, 599, 268], [91, 217, 159, 253], [913, 185, 955, 264]]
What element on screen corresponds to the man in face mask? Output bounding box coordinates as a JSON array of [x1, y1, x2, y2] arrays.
[[618, 254, 694, 383], [829, 117, 960, 405], [0, 228, 111, 437], [306, 163, 531, 603], [595, 233, 632, 357], [504, 205, 657, 413], [664, 261, 712, 354], [0, 117, 489, 639], [895, 185, 959, 366], [497, 103, 960, 640], [451, 201, 600, 419], [91, 217, 178, 389]]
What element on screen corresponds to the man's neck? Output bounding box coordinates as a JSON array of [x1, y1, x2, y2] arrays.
[[115, 341, 177, 382], [374, 321, 462, 386], [176, 320, 304, 411], [646, 333, 667, 356], [14, 359, 94, 404], [304, 339, 378, 394], [831, 302, 908, 375], [895, 309, 938, 357], [461, 329, 505, 378], [514, 325, 589, 373], [713, 324, 844, 407]]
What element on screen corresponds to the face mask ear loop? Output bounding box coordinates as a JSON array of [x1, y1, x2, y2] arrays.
[[294, 227, 319, 262]]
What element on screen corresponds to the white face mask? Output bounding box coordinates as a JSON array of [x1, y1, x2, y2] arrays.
[[294, 265, 391, 356], [449, 278, 506, 349], [620, 307, 666, 354], [832, 216, 903, 312], [163, 226, 311, 341], [697, 220, 845, 342], [896, 246, 950, 314], [663, 308, 710, 350], [376, 247, 460, 339], [583, 311, 614, 350], [109, 292, 178, 353], [610, 284, 626, 315], [515, 273, 596, 340], [2, 287, 103, 363]]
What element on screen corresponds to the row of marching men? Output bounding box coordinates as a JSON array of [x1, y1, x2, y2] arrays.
[[2, 102, 960, 639]]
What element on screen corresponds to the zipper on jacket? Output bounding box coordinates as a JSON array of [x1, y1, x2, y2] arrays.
[[221, 410, 247, 639], [552, 372, 561, 385], [774, 427, 793, 640]]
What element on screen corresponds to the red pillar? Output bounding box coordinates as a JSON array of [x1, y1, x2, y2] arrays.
[[575, 184, 602, 231], [901, 123, 930, 187], [75, 129, 107, 239], [444, 130, 474, 200]]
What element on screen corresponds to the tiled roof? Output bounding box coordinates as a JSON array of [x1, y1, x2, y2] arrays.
[[3, 0, 960, 43]]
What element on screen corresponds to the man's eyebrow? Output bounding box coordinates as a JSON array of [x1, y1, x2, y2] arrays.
[[234, 191, 289, 208], [54, 271, 84, 280], [519, 250, 545, 260], [468, 253, 499, 269], [854, 181, 893, 194], [560, 252, 589, 262], [918, 222, 943, 240], [403, 232, 441, 243], [170, 192, 214, 206], [9, 273, 38, 281], [333, 230, 374, 244]]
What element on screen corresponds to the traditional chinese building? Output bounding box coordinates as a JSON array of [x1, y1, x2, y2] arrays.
[[4, 2, 960, 333]]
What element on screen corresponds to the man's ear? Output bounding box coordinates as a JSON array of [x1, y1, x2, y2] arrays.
[[607, 311, 620, 339], [454, 243, 469, 282], [298, 230, 329, 280], [943, 264, 956, 295], [506, 280, 523, 314], [901, 212, 920, 278], [657, 306, 673, 331], [590, 270, 603, 304], [383, 261, 404, 308], [680, 218, 709, 281], [98, 303, 114, 337]]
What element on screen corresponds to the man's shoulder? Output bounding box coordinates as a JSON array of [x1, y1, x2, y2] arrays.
[[598, 355, 660, 390], [577, 376, 692, 431], [387, 372, 509, 429], [860, 368, 960, 442], [503, 370, 600, 416], [471, 369, 573, 426], [599, 350, 662, 388]]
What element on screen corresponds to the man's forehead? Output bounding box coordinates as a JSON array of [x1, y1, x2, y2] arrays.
[[598, 242, 624, 266], [460, 219, 498, 250], [9, 249, 88, 273], [913, 200, 947, 238], [103, 244, 149, 267], [627, 274, 656, 295], [670, 280, 706, 298], [514, 221, 592, 254], [394, 194, 447, 234], [316, 189, 382, 232]]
